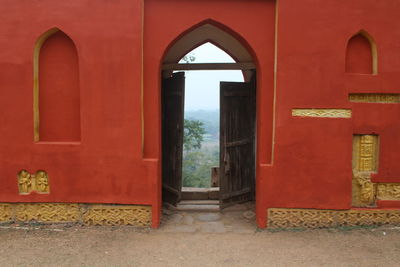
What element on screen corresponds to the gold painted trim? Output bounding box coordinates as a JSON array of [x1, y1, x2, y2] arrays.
[[0, 203, 151, 226], [268, 208, 400, 229], [271, 0, 279, 163], [33, 28, 60, 142], [292, 109, 352, 118], [349, 94, 400, 103]]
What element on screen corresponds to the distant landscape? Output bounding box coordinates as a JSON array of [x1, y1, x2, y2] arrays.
[[183, 110, 219, 188]]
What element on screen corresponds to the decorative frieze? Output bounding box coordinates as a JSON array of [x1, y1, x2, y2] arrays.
[[0, 204, 12, 222], [14, 203, 80, 222], [268, 208, 400, 229], [291, 109, 352, 118], [377, 184, 400, 201], [83, 205, 151, 226], [0, 203, 151, 226], [349, 93, 400, 103]]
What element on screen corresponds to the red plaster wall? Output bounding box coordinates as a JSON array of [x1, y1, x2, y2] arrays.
[[1, 0, 400, 228], [39, 31, 81, 141], [0, 0, 153, 213], [259, 0, 400, 227]]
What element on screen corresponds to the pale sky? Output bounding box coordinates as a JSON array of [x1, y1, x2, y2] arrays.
[[179, 43, 244, 111]]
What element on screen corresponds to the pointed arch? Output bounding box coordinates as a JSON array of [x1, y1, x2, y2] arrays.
[[33, 28, 81, 142], [162, 19, 257, 80], [345, 30, 378, 75]]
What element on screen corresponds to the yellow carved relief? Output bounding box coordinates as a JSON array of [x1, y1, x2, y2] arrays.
[[291, 109, 352, 118], [35, 171, 49, 193], [349, 94, 400, 103], [0, 204, 12, 222], [18, 170, 32, 194], [14, 203, 80, 223], [268, 208, 400, 229], [352, 135, 400, 205], [352, 135, 379, 207], [17, 170, 50, 194], [83, 205, 151, 226], [377, 184, 400, 201], [0, 203, 151, 227]]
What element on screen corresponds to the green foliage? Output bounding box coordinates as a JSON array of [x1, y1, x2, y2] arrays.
[[183, 119, 206, 152], [185, 110, 219, 141], [182, 113, 219, 188], [182, 145, 219, 188]]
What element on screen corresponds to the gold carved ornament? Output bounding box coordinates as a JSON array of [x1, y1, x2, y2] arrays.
[[268, 208, 400, 229], [291, 109, 352, 118], [352, 135, 400, 206], [0, 203, 151, 226], [349, 93, 400, 103], [17, 170, 50, 194]]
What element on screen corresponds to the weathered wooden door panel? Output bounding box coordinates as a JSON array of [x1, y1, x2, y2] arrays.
[[162, 72, 185, 206], [220, 76, 256, 208]]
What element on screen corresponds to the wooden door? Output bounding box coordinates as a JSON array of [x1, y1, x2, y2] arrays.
[[220, 76, 256, 208], [162, 72, 185, 206]]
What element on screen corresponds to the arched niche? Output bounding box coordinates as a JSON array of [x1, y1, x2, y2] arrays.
[[345, 30, 378, 75], [33, 28, 81, 142], [162, 21, 256, 81]]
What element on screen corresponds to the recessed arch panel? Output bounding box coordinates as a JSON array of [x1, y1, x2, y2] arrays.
[[33, 28, 81, 142], [345, 30, 378, 75]]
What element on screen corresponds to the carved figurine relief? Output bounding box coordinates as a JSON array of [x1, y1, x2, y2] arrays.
[[17, 170, 50, 194], [18, 170, 32, 194], [35, 171, 49, 193]]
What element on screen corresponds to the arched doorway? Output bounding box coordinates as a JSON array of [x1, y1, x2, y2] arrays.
[[161, 22, 257, 209]]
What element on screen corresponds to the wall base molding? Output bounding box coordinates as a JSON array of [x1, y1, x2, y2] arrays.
[[0, 203, 151, 226], [268, 208, 400, 229]]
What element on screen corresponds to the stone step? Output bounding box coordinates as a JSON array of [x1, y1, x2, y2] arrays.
[[176, 203, 219, 212], [181, 187, 219, 200], [179, 200, 219, 205]]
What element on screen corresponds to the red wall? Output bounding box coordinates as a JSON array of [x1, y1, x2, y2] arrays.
[[0, 0, 154, 210], [259, 0, 400, 226], [1, 0, 400, 228]]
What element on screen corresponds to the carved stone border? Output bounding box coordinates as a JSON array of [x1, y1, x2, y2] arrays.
[[268, 208, 400, 229], [0, 203, 151, 227]]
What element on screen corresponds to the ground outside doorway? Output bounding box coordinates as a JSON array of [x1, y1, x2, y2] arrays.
[[160, 201, 256, 233]]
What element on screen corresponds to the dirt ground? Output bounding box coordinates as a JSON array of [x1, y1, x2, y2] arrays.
[[1, 205, 400, 267]]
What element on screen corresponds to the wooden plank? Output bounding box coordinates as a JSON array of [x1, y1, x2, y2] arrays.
[[219, 75, 256, 208], [162, 72, 185, 206], [162, 62, 256, 71]]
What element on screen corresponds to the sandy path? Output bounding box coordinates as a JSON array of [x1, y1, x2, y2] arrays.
[[0, 224, 399, 266]]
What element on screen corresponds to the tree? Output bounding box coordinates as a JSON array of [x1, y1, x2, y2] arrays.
[[180, 52, 196, 64], [183, 119, 206, 152]]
